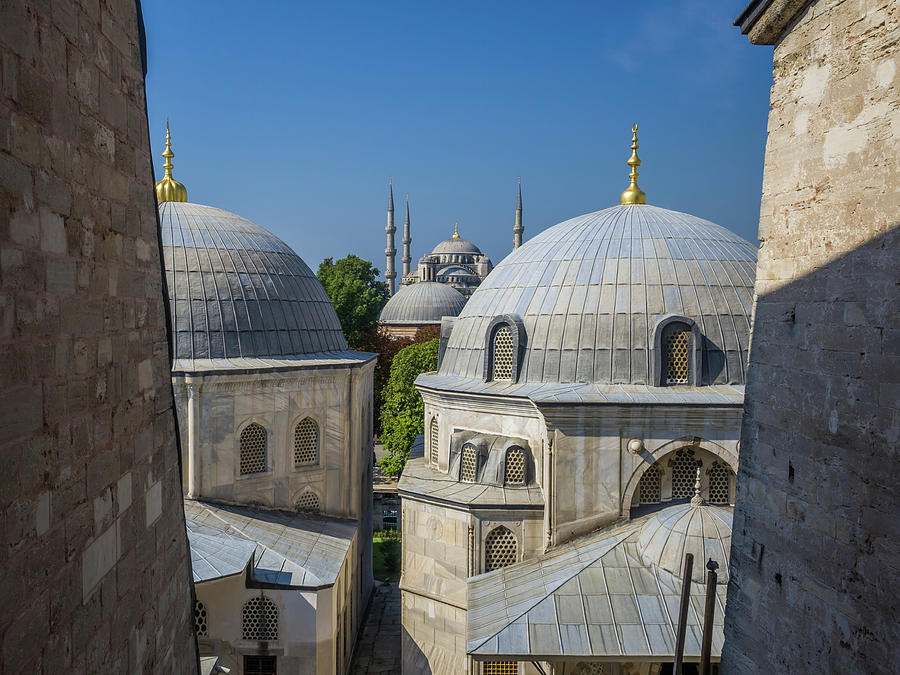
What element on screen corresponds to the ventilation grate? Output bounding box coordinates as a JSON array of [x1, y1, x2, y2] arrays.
[[239, 423, 267, 475], [461, 444, 478, 482], [485, 526, 517, 572], [294, 417, 319, 466], [295, 490, 320, 513], [242, 596, 278, 640], [194, 600, 208, 636], [671, 449, 697, 499], [504, 446, 526, 485], [430, 417, 439, 466], [492, 326, 514, 380], [665, 329, 690, 384], [709, 462, 731, 504], [638, 464, 661, 504], [484, 661, 518, 675]]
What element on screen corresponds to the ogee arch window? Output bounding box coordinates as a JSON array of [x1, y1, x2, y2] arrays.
[[429, 417, 439, 466], [504, 446, 526, 485], [484, 526, 518, 572], [294, 417, 319, 466], [239, 423, 267, 475], [492, 325, 515, 380], [637, 464, 661, 504], [708, 461, 731, 504], [461, 443, 479, 482], [662, 321, 692, 385], [242, 596, 278, 640]]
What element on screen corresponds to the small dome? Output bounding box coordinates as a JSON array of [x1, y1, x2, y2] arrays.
[[637, 503, 732, 584], [438, 204, 756, 385], [379, 281, 467, 325], [160, 202, 347, 360], [437, 265, 478, 278]]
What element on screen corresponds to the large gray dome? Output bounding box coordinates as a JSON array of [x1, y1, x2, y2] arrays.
[[379, 281, 467, 325], [431, 235, 482, 256], [438, 204, 757, 385], [159, 202, 346, 360]]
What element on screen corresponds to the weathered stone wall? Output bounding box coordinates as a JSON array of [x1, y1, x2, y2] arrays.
[[0, 1, 197, 672], [723, 0, 899, 672]]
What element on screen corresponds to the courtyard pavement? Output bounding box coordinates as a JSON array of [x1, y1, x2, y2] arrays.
[[350, 581, 401, 674]]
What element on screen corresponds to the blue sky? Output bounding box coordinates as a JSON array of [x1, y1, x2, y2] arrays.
[[144, 1, 773, 277]]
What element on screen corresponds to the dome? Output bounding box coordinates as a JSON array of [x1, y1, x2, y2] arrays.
[[436, 265, 478, 278], [438, 203, 757, 385], [379, 281, 467, 325], [431, 224, 483, 256], [637, 503, 732, 584], [159, 201, 347, 360]]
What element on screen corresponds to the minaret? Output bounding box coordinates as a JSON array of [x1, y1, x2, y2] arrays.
[[620, 123, 647, 205], [513, 177, 524, 249], [402, 195, 411, 280], [385, 179, 396, 295]]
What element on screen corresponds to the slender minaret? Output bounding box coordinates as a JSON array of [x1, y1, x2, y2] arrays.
[[385, 179, 396, 295], [402, 194, 412, 280], [513, 176, 524, 249]]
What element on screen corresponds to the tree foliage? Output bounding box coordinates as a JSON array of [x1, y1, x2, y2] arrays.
[[316, 255, 389, 347], [379, 338, 439, 476]]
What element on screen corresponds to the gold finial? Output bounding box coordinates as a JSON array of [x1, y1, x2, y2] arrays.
[[155, 122, 188, 203], [452, 221, 460, 238], [620, 123, 647, 205]]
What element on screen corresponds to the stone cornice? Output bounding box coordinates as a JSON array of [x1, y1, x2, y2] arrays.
[[417, 385, 541, 418]]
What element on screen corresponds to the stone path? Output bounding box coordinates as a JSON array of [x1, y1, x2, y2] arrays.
[[350, 581, 402, 674]]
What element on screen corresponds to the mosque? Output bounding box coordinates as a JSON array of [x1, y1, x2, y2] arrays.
[[155, 126, 375, 674], [399, 127, 756, 674]]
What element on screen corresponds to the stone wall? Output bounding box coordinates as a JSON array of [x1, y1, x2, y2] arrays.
[[723, 0, 899, 672], [0, 0, 197, 672]]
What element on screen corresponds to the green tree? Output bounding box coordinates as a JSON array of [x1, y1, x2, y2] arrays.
[[379, 338, 439, 476], [317, 255, 389, 347]]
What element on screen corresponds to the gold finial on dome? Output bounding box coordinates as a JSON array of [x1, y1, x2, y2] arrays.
[[452, 221, 460, 239], [620, 123, 647, 205], [155, 122, 188, 203]]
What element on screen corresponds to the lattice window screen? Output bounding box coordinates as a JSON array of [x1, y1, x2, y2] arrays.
[[461, 444, 478, 482], [239, 423, 267, 475], [504, 446, 526, 485], [294, 417, 319, 466], [295, 490, 320, 513], [484, 526, 517, 572], [671, 449, 698, 499], [484, 661, 518, 675], [664, 327, 690, 384], [430, 417, 439, 466], [194, 600, 208, 636], [576, 664, 606, 675], [638, 464, 661, 504], [242, 596, 278, 640], [492, 326, 514, 380], [709, 462, 731, 504]]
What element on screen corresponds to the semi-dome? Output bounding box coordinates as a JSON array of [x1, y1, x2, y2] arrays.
[[436, 265, 478, 278], [438, 203, 757, 385], [159, 201, 347, 360], [637, 502, 732, 584], [379, 281, 467, 325], [431, 223, 482, 256]]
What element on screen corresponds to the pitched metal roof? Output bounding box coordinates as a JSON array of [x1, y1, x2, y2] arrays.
[[379, 281, 468, 325], [467, 506, 731, 661], [184, 500, 357, 588], [438, 204, 756, 386], [159, 201, 347, 361]]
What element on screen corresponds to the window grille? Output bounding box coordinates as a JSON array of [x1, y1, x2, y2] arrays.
[[293, 417, 319, 466], [239, 423, 267, 475], [709, 462, 731, 504], [484, 661, 518, 675], [461, 443, 478, 482], [504, 446, 526, 485], [242, 596, 278, 640], [295, 490, 320, 513], [244, 655, 277, 675], [577, 664, 606, 675], [484, 526, 517, 572], [492, 326, 514, 380], [194, 600, 208, 636], [430, 417, 439, 466], [670, 449, 698, 499], [638, 464, 661, 504], [664, 326, 691, 385]]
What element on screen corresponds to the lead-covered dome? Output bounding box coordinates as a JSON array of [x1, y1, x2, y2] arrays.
[[379, 281, 467, 325], [431, 230, 482, 256], [159, 202, 347, 360], [438, 204, 757, 385]]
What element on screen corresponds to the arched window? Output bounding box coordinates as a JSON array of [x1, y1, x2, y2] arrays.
[[295, 489, 320, 513], [242, 596, 278, 640], [662, 322, 692, 385], [239, 423, 267, 475], [484, 663, 518, 675], [461, 443, 479, 482], [637, 464, 661, 504], [484, 526, 517, 572], [670, 448, 699, 499], [294, 417, 319, 466], [429, 417, 439, 466], [708, 462, 732, 505], [504, 446, 526, 485], [492, 326, 515, 380], [194, 600, 208, 637]]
